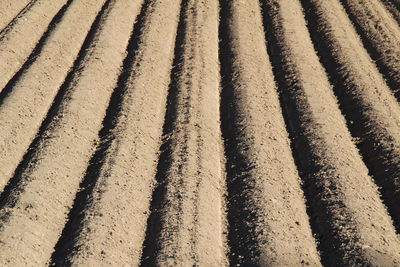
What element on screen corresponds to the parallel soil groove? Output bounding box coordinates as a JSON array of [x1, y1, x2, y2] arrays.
[[301, 0, 400, 233], [48, 0, 182, 265], [380, 0, 400, 24], [220, 0, 320, 265], [0, 0, 34, 33], [261, 0, 400, 264], [0, 0, 68, 94], [340, 0, 400, 100], [49, 0, 147, 264], [0, 0, 105, 192], [0, 0, 132, 265], [140, 1, 190, 263], [0, 0, 148, 266], [140, 0, 225, 265], [0, 0, 399, 265]]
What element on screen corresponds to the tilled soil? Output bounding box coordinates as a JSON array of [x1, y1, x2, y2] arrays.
[[0, 0, 399, 266]]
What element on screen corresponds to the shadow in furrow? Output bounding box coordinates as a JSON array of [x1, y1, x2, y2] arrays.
[[380, 0, 400, 24], [0, 0, 73, 105], [139, 0, 188, 265], [218, 0, 263, 265], [48, 0, 154, 264], [257, 1, 335, 264], [388, 0, 400, 10], [0, 0, 112, 226], [0, 0, 37, 37], [300, 0, 400, 233], [338, 0, 399, 101]]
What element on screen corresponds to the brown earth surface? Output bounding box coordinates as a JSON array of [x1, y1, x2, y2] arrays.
[[0, 0, 399, 266]]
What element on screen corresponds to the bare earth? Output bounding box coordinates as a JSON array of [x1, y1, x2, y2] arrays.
[[0, 0, 399, 266]]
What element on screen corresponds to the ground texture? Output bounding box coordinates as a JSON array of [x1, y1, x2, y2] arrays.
[[0, 0, 399, 266]]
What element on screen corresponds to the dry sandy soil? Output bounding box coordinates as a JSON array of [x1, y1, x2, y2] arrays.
[[0, 0, 399, 266]]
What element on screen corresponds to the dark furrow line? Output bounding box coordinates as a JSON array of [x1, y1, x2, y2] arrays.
[[389, 0, 400, 9], [339, 0, 400, 101], [138, 1, 224, 264], [218, 0, 262, 264], [301, 0, 400, 233], [260, 0, 400, 265], [47, 0, 151, 264], [258, 2, 341, 265], [218, 1, 320, 264], [380, 0, 400, 24], [139, 0, 188, 264], [0, 0, 73, 104], [0, 0, 37, 37], [0, 0, 112, 225]]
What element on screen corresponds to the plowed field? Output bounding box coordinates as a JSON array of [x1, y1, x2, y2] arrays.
[[0, 0, 399, 266]]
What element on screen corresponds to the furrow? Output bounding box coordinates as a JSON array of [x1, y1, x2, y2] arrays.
[[301, 0, 400, 232], [0, 0, 106, 192], [48, 0, 182, 265], [140, 0, 226, 266], [219, 0, 321, 265], [0, 0, 33, 32], [380, 0, 400, 24], [0, 0, 68, 93], [340, 0, 400, 100], [0, 0, 141, 266], [261, 0, 400, 265]]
